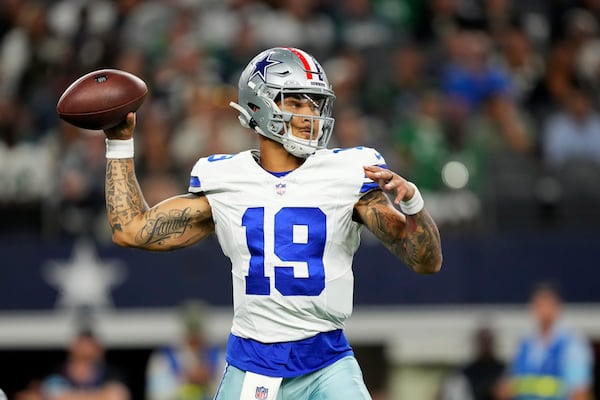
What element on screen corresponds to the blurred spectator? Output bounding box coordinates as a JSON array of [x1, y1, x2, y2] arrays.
[[0, 1, 48, 99], [13, 380, 43, 400], [390, 88, 487, 228], [539, 8, 599, 111], [0, 130, 55, 202], [254, 0, 335, 57], [331, 106, 388, 156], [129, 101, 183, 208], [2, 0, 600, 237], [498, 282, 594, 400], [385, 43, 435, 125], [495, 23, 546, 113], [208, 2, 265, 85], [170, 84, 251, 174], [117, 0, 180, 63], [481, 0, 515, 43], [542, 86, 600, 169], [372, 0, 425, 33], [440, 29, 495, 153], [41, 329, 130, 400], [566, 8, 600, 101], [194, 0, 257, 54], [463, 327, 506, 400], [439, 369, 474, 400], [46, 0, 119, 70], [439, 326, 505, 400], [0, 0, 22, 36], [438, 29, 533, 200], [56, 128, 106, 236], [441, 29, 513, 115], [322, 49, 366, 112], [460, 95, 535, 197], [392, 90, 449, 191], [136, 101, 179, 178], [7, 2, 73, 138], [537, 39, 577, 113], [213, 86, 256, 154], [332, 0, 395, 115], [146, 301, 223, 400], [414, 0, 464, 48], [334, 0, 393, 51], [538, 85, 600, 217]]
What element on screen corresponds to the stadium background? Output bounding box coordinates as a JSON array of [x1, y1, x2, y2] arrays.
[[0, 0, 599, 398]]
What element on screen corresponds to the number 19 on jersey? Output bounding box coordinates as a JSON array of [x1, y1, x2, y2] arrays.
[[242, 207, 326, 297]]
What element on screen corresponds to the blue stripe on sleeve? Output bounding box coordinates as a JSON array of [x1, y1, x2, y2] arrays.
[[360, 182, 379, 193], [189, 176, 201, 187], [360, 163, 388, 193]]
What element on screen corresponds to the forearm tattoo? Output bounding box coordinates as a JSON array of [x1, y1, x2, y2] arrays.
[[105, 159, 148, 233], [360, 190, 442, 273], [399, 211, 442, 273]]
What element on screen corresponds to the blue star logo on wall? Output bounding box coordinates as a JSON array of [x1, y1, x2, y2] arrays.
[[250, 53, 282, 82]]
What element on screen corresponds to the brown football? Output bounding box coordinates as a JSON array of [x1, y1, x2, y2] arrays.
[[57, 69, 148, 130]]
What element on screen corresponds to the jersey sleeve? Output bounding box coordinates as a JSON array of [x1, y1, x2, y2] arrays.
[[188, 157, 208, 194], [188, 154, 237, 194], [357, 146, 388, 195]]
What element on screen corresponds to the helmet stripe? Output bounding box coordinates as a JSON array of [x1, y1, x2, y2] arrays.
[[287, 47, 313, 79]]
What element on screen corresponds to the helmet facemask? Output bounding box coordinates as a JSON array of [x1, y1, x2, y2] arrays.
[[274, 91, 335, 158]]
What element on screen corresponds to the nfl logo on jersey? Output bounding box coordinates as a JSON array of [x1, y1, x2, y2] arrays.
[[275, 182, 286, 195], [255, 386, 269, 399]]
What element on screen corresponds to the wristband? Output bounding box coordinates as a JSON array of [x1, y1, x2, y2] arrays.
[[105, 138, 134, 159], [400, 182, 424, 215]]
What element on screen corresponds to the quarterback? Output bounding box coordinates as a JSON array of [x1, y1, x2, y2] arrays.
[[103, 47, 442, 399]]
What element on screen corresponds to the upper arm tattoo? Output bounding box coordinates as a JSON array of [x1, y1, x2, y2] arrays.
[[136, 207, 194, 246], [134, 197, 214, 249]]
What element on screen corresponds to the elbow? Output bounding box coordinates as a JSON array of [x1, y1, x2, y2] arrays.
[[111, 229, 138, 248], [414, 254, 443, 275], [111, 231, 129, 247]]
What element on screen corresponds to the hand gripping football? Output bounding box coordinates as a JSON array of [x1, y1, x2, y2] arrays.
[[57, 69, 148, 130]]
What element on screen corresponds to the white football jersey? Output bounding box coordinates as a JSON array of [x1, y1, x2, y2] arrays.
[[188, 147, 386, 343]]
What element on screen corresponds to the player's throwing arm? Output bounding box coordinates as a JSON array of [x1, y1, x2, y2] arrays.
[[102, 113, 215, 251]]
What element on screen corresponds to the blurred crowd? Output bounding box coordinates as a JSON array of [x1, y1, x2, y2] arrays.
[[12, 301, 225, 400], [2, 0, 600, 239]]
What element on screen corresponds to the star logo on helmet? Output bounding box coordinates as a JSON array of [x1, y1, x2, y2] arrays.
[[250, 53, 282, 82]]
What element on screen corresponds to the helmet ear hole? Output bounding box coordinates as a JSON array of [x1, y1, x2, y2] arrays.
[[247, 103, 262, 130]]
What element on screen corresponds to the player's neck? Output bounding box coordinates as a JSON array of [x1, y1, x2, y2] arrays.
[[258, 139, 304, 172]]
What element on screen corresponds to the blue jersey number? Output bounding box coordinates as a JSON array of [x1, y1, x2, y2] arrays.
[[242, 207, 326, 296]]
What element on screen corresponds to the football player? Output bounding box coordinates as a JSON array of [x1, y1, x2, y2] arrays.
[[103, 47, 442, 399]]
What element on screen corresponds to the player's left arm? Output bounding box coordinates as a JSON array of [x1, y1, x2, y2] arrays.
[[355, 165, 442, 274]]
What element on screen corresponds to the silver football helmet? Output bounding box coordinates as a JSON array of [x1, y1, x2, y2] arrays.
[[230, 47, 335, 158]]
